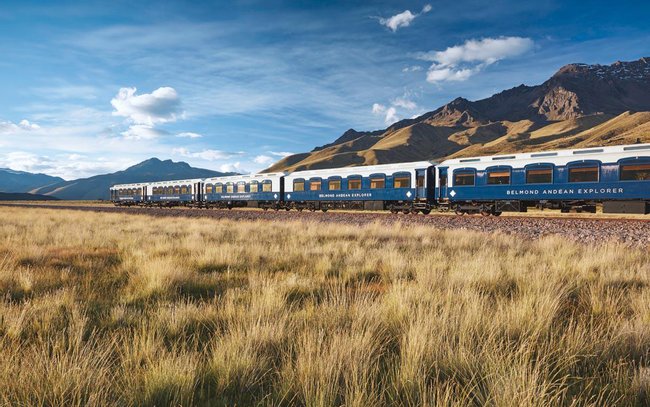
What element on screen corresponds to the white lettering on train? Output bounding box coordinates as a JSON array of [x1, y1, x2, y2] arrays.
[[506, 188, 624, 195]]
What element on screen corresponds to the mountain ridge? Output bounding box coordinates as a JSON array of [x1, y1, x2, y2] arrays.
[[265, 57, 650, 173], [22, 158, 235, 200]]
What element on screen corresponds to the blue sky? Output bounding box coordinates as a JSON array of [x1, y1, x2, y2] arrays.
[[0, 0, 649, 179]]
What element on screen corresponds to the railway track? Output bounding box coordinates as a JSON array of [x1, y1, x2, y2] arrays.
[[3, 203, 649, 247]]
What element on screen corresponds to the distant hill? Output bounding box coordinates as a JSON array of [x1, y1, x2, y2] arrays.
[[265, 57, 650, 172], [30, 158, 235, 200], [0, 168, 64, 193], [0, 192, 59, 201]]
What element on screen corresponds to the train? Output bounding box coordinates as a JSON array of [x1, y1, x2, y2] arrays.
[[110, 143, 650, 215]]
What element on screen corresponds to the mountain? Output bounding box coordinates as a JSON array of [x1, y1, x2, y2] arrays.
[[31, 158, 235, 200], [0, 192, 59, 201], [265, 57, 650, 172], [0, 168, 64, 193]]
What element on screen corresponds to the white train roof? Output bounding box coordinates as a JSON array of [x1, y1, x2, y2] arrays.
[[203, 172, 285, 183], [110, 182, 151, 190], [284, 161, 435, 179], [111, 178, 203, 189], [439, 143, 650, 170]]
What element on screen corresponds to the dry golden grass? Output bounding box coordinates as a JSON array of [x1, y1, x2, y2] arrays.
[[0, 206, 649, 406]]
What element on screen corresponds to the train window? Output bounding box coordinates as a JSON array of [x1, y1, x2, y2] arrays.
[[393, 175, 410, 188], [526, 168, 552, 184], [166, 186, 174, 195], [310, 180, 322, 191], [250, 182, 259, 192], [348, 178, 361, 190], [226, 183, 234, 193], [329, 179, 341, 190], [417, 174, 425, 188], [620, 164, 650, 181], [293, 180, 305, 191], [180, 186, 188, 194], [370, 177, 385, 189], [262, 181, 272, 192], [174, 186, 181, 194], [487, 170, 510, 185], [206, 184, 213, 194], [568, 166, 599, 183], [454, 172, 475, 186], [215, 184, 223, 193]]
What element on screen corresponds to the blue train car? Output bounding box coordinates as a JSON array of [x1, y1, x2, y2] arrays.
[[436, 143, 650, 215], [110, 182, 150, 206], [283, 162, 435, 213], [203, 173, 285, 209], [146, 179, 203, 206]]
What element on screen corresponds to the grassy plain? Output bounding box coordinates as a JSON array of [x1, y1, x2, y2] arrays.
[[0, 206, 649, 406]]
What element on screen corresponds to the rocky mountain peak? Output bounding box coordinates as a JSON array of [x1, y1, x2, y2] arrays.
[[265, 57, 650, 174]]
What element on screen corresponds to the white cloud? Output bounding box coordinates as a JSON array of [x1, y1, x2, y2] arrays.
[[219, 162, 242, 173], [426, 67, 475, 82], [419, 36, 534, 83], [120, 124, 166, 140], [111, 86, 182, 126], [176, 132, 202, 138], [379, 4, 431, 32], [372, 103, 386, 115], [0, 119, 41, 134], [372, 97, 418, 125], [392, 97, 418, 110], [18, 119, 41, 130], [0, 151, 129, 180], [269, 151, 294, 158], [402, 65, 423, 72], [253, 155, 274, 165], [172, 147, 244, 161], [111, 86, 186, 141]]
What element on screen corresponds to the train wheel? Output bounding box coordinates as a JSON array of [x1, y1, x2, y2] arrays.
[[297, 208, 303, 212], [285, 207, 291, 211], [492, 211, 502, 217], [421, 209, 431, 215], [480, 208, 491, 216], [263, 207, 269, 211], [389, 205, 398, 214], [402, 209, 410, 214], [321, 208, 328, 213], [454, 206, 465, 216]]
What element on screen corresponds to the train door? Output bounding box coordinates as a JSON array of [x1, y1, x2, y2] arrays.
[[438, 168, 448, 200], [142, 186, 147, 202], [416, 169, 427, 199], [194, 182, 202, 203]]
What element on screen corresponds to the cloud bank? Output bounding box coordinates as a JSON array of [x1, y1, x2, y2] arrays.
[[418, 36, 534, 83], [0, 119, 41, 135]]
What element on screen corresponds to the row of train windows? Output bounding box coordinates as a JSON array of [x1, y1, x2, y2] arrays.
[[152, 186, 191, 195], [116, 188, 142, 196], [293, 176, 409, 191], [453, 164, 650, 186], [205, 182, 272, 194]]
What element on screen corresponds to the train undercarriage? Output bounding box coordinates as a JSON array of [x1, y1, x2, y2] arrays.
[[114, 198, 649, 215]]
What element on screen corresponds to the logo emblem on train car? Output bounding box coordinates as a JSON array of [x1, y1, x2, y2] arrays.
[[449, 190, 456, 197], [406, 191, 412, 198], [274, 194, 278, 199]]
